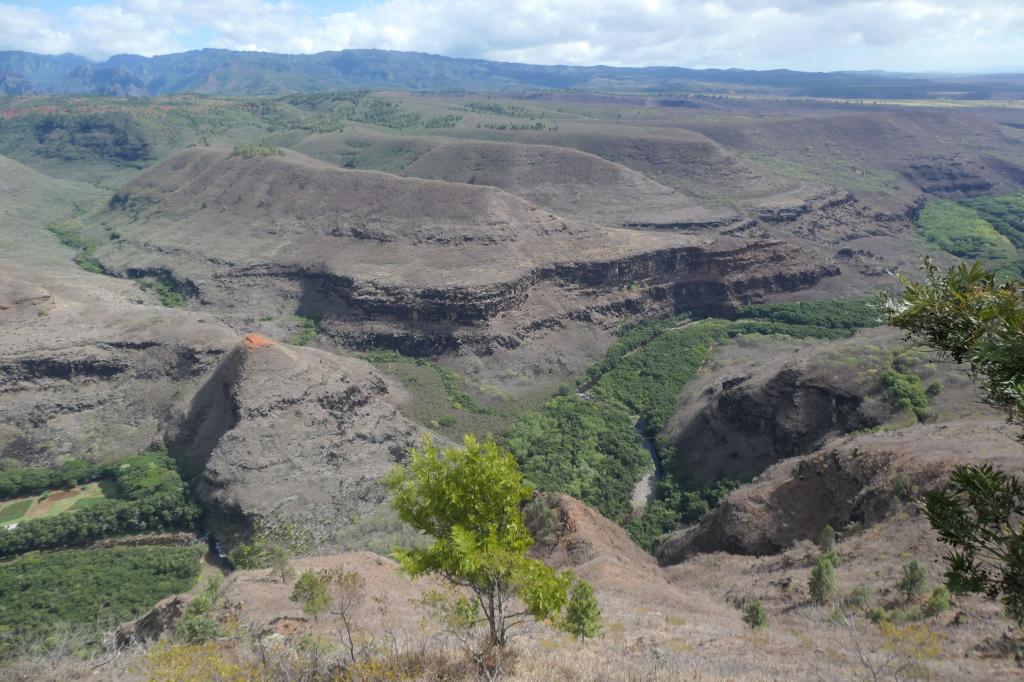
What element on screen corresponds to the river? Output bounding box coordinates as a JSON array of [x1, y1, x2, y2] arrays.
[[630, 417, 662, 512]]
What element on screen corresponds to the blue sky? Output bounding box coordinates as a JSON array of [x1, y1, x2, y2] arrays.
[[2, 1, 1023, 72]]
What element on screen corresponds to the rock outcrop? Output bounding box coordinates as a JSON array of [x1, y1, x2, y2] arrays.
[[660, 329, 900, 487], [86, 148, 838, 360], [171, 334, 422, 546], [657, 419, 1024, 564]]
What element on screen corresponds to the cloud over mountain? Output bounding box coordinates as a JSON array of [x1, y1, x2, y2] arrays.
[[1, 1, 1022, 71]]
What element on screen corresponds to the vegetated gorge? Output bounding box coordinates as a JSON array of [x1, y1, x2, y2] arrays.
[[1, 49, 1024, 681]]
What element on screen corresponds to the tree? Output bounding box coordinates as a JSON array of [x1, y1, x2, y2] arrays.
[[810, 555, 838, 605], [881, 259, 1024, 623], [327, 568, 366, 664], [562, 580, 602, 640], [921, 463, 1024, 621], [387, 434, 572, 649], [266, 544, 295, 584], [898, 560, 927, 602], [290, 570, 331, 620]]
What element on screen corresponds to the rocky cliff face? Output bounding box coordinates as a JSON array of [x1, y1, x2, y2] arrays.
[[170, 333, 422, 547], [657, 419, 1024, 564], [85, 148, 839, 364], [660, 330, 901, 488]]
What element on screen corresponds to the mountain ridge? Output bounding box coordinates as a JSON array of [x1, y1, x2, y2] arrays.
[[3, 47, 1024, 98]]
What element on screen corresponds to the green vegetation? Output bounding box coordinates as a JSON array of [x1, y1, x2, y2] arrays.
[[623, 478, 740, 552], [846, 584, 872, 609], [915, 200, 1015, 261], [0, 111, 154, 164], [963, 194, 1024, 249], [898, 560, 928, 601], [742, 598, 768, 629], [365, 350, 493, 415], [231, 143, 284, 159], [880, 368, 930, 420], [47, 222, 103, 273], [505, 396, 649, 520], [593, 320, 732, 432], [915, 195, 1024, 274], [0, 452, 198, 557], [0, 545, 201, 659], [176, 576, 223, 644], [0, 500, 31, 524], [387, 435, 572, 648], [138, 277, 187, 307], [882, 259, 1024, 624], [810, 554, 838, 605], [0, 458, 103, 499], [819, 525, 837, 554], [290, 570, 332, 620], [227, 519, 312, 571], [505, 299, 880, 546], [290, 315, 320, 346], [736, 298, 880, 332], [465, 101, 544, 119], [563, 580, 603, 640]]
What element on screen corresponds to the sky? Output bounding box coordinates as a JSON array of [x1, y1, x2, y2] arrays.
[[1, 1, 1023, 72]]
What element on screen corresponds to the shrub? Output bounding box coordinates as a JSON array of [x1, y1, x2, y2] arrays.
[[898, 560, 928, 602], [742, 598, 768, 629], [924, 586, 951, 617], [176, 576, 222, 644], [290, 569, 331, 620], [809, 555, 838, 605], [818, 525, 837, 553], [845, 584, 872, 610]]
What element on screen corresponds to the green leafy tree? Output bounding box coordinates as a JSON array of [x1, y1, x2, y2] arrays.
[[387, 434, 572, 648], [809, 555, 838, 605], [562, 580, 602, 640], [881, 259, 1024, 623], [290, 569, 331, 620]]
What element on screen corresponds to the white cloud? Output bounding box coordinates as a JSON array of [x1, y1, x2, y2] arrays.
[[0, 0, 1022, 71]]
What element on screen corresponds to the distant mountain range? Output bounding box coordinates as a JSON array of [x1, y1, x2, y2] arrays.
[[1, 48, 1022, 99]]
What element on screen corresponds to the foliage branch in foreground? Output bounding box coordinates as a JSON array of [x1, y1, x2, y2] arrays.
[[881, 258, 1024, 623]]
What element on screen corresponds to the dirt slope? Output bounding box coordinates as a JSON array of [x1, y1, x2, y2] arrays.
[[400, 139, 733, 227]]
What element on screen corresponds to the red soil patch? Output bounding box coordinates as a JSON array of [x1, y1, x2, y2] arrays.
[[244, 333, 273, 349]]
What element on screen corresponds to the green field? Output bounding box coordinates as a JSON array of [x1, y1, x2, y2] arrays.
[[0, 545, 202, 660], [915, 194, 1024, 274], [0, 480, 115, 526]]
